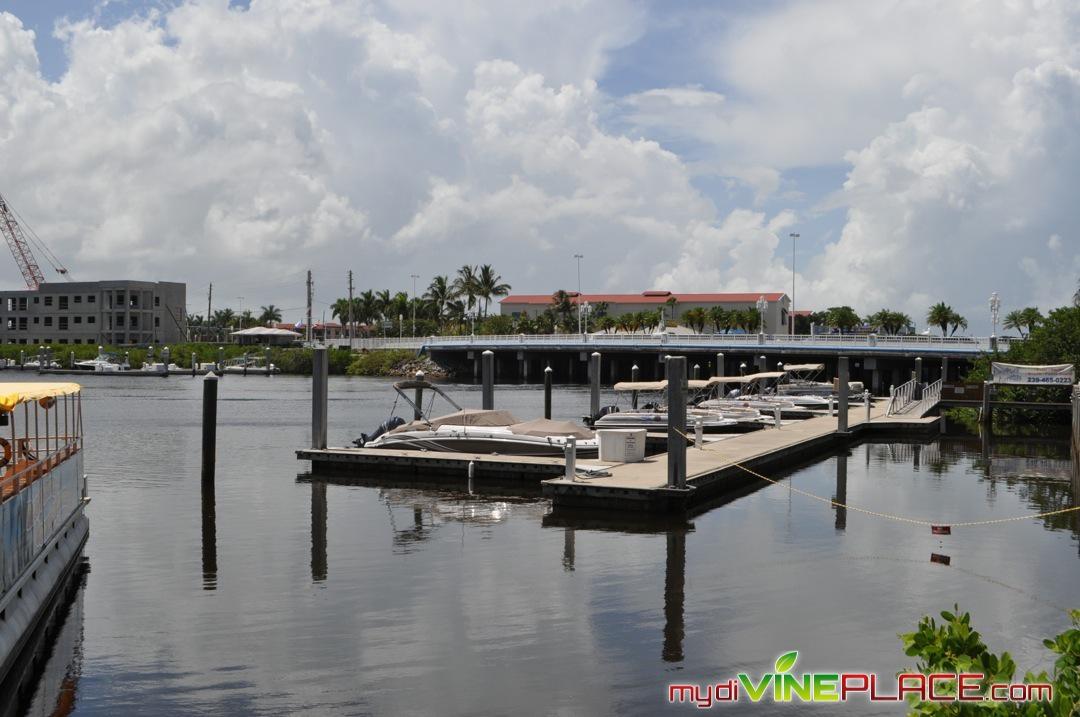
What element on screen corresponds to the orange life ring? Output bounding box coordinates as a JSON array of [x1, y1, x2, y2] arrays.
[[0, 437, 10, 468]]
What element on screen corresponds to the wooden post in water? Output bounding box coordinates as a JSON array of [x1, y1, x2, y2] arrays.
[[589, 352, 601, 420], [201, 374, 218, 482], [414, 370, 425, 421], [666, 356, 687, 489], [481, 350, 495, 410], [837, 356, 850, 434], [544, 366, 553, 419], [311, 347, 328, 449]]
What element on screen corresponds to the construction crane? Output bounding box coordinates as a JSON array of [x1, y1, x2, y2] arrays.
[[0, 191, 71, 290]]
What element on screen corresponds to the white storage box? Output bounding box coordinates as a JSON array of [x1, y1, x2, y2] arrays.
[[597, 429, 646, 463]]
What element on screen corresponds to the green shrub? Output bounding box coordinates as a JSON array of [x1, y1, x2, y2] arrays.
[[346, 349, 415, 376], [901, 606, 1080, 714]]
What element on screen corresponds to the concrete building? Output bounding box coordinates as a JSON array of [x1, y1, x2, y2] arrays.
[[0, 280, 186, 346], [499, 291, 792, 334]]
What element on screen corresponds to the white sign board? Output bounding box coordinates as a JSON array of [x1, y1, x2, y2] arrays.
[[991, 363, 1074, 386]]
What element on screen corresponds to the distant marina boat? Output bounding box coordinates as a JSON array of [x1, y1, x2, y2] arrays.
[[358, 379, 598, 457], [74, 347, 128, 372], [221, 356, 279, 375], [0, 383, 88, 689]]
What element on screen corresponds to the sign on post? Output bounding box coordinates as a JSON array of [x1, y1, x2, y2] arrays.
[[990, 363, 1074, 386]]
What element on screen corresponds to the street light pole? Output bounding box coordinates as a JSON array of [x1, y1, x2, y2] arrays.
[[757, 295, 767, 335], [410, 273, 420, 337], [789, 233, 799, 334]]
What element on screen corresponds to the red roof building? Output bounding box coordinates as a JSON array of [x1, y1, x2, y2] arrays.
[[500, 291, 792, 333]]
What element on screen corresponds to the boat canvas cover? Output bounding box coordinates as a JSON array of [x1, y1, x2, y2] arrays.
[[708, 372, 786, 383], [613, 381, 667, 391], [687, 379, 719, 389], [783, 364, 825, 372], [0, 382, 81, 412], [508, 418, 594, 439], [389, 409, 520, 433]]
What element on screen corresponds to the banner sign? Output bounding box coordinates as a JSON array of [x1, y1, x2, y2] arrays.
[[991, 363, 1074, 386]]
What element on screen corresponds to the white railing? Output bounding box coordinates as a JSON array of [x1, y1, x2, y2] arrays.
[[887, 378, 919, 416], [918, 378, 943, 414], [328, 333, 1012, 353]]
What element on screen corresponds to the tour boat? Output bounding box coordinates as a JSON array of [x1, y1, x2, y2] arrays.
[[0, 383, 88, 690], [359, 379, 598, 457]]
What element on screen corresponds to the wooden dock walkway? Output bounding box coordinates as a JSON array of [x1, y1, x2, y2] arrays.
[[297, 400, 940, 514]]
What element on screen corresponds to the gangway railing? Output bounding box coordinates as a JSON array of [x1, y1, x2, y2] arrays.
[[917, 379, 943, 415], [887, 378, 918, 416]]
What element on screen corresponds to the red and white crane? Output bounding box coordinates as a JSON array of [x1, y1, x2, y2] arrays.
[[0, 192, 70, 290]]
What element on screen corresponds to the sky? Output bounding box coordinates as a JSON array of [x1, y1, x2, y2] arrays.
[[0, 0, 1076, 330]]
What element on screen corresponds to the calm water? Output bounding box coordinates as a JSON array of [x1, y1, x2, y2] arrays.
[[8, 375, 1080, 715]]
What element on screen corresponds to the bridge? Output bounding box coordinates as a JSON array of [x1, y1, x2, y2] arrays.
[[328, 333, 1011, 394]]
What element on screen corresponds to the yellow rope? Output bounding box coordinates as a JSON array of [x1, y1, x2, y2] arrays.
[[730, 461, 1080, 530]]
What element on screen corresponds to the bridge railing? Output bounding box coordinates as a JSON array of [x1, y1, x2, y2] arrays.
[[328, 333, 1011, 352]]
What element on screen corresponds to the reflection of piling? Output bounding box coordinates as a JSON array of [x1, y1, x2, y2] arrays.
[[562, 528, 575, 572], [837, 356, 850, 434], [544, 366, 553, 419], [311, 480, 327, 582], [834, 454, 847, 531], [662, 530, 686, 663], [201, 474, 217, 590], [312, 347, 328, 449], [201, 375, 218, 482], [589, 352, 601, 420], [481, 350, 494, 410], [666, 356, 687, 489]]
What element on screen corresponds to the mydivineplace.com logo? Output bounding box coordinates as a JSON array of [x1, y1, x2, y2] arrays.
[[668, 651, 1052, 708]]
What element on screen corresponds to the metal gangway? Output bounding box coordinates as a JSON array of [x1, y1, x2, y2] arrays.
[[887, 378, 943, 417]]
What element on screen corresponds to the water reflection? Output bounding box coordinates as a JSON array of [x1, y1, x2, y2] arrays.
[[201, 477, 217, 590], [311, 480, 327, 583], [562, 528, 575, 572], [834, 451, 847, 531], [662, 529, 686, 664]]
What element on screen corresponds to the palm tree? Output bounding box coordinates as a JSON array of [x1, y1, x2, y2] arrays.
[[866, 309, 912, 335], [258, 305, 282, 326], [357, 290, 377, 325], [474, 264, 511, 317], [375, 289, 392, 320], [927, 302, 953, 337], [424, 275, 455, 318], [1003, 309, 1026, 337], [213, 308, 235, 329], [948, 311, 968, 336], [682, 307, 707, 333], [452, 265, 479, 313], [708, 306, 729, 333], [239, 309, 254, 329], [331, 298, 353, 325]]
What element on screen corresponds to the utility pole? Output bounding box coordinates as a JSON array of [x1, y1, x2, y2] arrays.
[[789, 232, 799, 334], [206, 283, 212, 343], [306, 270, 313, 344], [573, 253, 584, 334], [347, 270, 355, 350]]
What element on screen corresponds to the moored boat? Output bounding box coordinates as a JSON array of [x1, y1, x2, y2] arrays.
[[0, 383, 88, 690]]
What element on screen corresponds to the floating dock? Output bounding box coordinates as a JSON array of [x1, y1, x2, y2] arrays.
[[298, 401, 939, 514]]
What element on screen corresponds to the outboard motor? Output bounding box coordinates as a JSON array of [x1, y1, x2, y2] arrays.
[[353, 415, 407, 447], [596, 405, 620, 418]]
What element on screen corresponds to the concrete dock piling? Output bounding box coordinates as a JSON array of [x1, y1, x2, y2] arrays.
[[716, 353, 724, 377], [564, 437, 577, 481], [265, 348, 272, 376], [243, 352, 250, 377], [631, 364, 640, 409], [692, 364, 700, 380], [217, 346, 225, 373], [589, 352, 601, 420], [201, 374, 218, 482], [191, 352, 197, 377], [312, 347, 328, 450], [837, 356, 850, 434], [544, 366, 553, 419], [864, 390, 871, 422], [69, 351, 75, 369], [163, 346, 171, 376], [18, 350, 23, 370], [666, 356, 687, 489], [414, 370, 425, 420], [481, 350, 495, 409]]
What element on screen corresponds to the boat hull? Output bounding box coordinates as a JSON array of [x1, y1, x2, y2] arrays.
[[367, 434, 599, 457]]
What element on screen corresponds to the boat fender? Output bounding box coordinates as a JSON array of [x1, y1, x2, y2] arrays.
[[354, 415, 407, 446], [0, 437, 10, 468]]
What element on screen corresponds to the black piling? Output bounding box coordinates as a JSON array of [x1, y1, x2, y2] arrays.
[[201, 374, 218, 482], [544, 366, 553, 419]]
